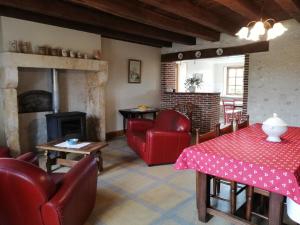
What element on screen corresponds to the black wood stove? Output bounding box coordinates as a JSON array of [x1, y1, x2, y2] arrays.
[[46, 111, 86, 141]]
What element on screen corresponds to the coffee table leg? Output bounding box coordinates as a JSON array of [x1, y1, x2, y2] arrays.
[[45, 150, 52, 173], [97, 151, 103, 172]]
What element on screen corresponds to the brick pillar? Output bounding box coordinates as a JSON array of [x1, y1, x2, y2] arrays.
[[242, 54, 249, 119], [161, 62, 176, 94]]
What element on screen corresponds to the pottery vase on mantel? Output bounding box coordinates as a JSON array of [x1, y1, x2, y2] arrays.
[[188, 86, 196, 93]]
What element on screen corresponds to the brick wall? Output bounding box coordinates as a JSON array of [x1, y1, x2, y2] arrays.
[[161, 62, 176, 94], [242, 54, 249, 120], [160, 63, 220, 133]]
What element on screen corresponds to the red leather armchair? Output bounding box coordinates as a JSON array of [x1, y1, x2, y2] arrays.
[[0, 146, 38, 166], [0, 156, 98, 225], [126, 110, 191, 165]]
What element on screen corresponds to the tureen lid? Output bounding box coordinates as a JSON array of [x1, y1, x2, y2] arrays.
[[263, 113, 287, 126]]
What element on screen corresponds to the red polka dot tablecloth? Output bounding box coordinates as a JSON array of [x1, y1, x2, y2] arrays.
[[175, 124, 300, 204]]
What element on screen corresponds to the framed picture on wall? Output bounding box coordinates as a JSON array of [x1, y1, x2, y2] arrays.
[[128, 59, 141, 83]]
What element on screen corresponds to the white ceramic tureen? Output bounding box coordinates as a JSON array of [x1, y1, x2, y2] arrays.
[[262, 113, 287, 142], [287, 197, 300, 223]]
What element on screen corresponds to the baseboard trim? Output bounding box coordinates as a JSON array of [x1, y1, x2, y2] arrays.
[[106, 130, 125, 140]]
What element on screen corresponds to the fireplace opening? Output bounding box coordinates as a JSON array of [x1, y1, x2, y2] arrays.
[[18, 90, 52, 113], [46, 112, 86, 141]]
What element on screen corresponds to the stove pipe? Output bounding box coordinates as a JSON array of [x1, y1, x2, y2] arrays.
[[52, 69, 59, 113]]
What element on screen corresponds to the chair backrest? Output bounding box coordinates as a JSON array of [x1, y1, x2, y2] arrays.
[[237, 115, 250, 130], [173, 102, 195, 120], [217, 122, 234, 136], [222, 99, 235, 111], [154, 110, 191, 132], [0, 158, 56, 225], [196, 128, 218, 144]]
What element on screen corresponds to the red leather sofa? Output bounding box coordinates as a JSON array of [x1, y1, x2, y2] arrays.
[[0, 156, 98, 225], [126, 109, 191, 165], [0, 146, 38, 165]]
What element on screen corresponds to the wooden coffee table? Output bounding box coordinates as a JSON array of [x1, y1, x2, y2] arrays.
[[37, 140, 108, 172]]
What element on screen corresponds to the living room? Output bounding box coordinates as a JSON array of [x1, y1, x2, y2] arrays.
[[0, 1, 300, 225]]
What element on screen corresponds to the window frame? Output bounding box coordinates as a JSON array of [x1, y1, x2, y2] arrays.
[[225, 66, 244, 96]]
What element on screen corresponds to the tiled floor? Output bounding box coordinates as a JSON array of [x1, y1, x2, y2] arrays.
[[49, 137, 296, 225]]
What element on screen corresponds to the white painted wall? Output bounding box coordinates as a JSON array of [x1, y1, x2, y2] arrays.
[[177, 56, 244, 94], [102, 37, 161, 133], [0, 16, 101, 54], [163, 19, 300, 125]]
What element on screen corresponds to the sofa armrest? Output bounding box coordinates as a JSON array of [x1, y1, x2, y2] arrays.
[[145, 129, 191, 164], [127, 118, 154, 133], [41, 156, 98, 225], [16, 152, 39, 166]]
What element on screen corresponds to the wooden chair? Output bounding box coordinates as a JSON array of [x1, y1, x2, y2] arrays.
[[195, 127, 218, 144], [216, 121, 234, 136], [173, 102, 196, 131], [196, 125, 242, 215], [236, 115, 250, 130], [222, 99, 242, 124]]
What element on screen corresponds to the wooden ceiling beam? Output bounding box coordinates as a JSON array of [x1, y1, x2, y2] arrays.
[[161, 41, 269, 62], [0, 0, 195, 46], [66, 0, 220, 41], [0, 6, 172, 48], [274, 0, 300, 22], [213, 0, 261, 20], [139, 0, 239, 34]]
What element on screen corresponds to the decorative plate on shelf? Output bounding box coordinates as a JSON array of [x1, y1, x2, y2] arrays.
[[61, 49, 68, 57], [195, 51, 201, 58], [177, 52, 183, 60], [216, 48, 223, 56]]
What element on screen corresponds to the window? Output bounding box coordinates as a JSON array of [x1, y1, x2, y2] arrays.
[[226, 67, 244, 96]]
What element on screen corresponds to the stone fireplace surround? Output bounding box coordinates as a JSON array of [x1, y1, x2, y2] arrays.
[[0, 52, 108, 155]]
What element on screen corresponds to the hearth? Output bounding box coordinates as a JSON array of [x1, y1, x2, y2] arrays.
[[46, 112, 86, 141]]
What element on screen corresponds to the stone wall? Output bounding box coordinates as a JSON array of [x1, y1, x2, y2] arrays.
[[248, 20, 300, 125]]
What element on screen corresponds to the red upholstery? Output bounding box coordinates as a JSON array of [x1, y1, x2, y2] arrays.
[[0, 156, 98, 225], [16, 152, 39, 166], [0, 146, 39, 166], [126, 110, 191, 165], [0, 147, 10, 158]]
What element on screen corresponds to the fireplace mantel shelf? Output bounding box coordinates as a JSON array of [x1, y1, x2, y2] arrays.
[[0, 52, 107, 71]]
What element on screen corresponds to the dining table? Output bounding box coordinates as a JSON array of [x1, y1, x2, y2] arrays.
[[175, 124, 300, 225]]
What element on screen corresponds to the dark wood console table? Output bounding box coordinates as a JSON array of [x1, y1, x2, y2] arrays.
[[119, 108, 159, 132]]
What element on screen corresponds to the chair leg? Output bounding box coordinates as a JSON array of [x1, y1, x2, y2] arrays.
[[216, 179, 221, 195], [213, 177, 217, 196], [230, 181, 237, 214]]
